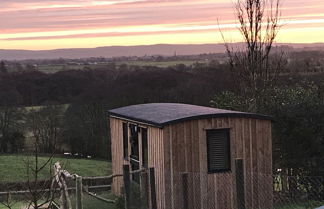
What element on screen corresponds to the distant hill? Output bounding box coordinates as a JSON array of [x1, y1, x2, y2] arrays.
[[0, 43, 323, 60]]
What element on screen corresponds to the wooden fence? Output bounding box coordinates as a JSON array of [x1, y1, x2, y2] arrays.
[[0, 162, 159, 209], [52, 163, 156, 209], [122, 165, 157, 209]]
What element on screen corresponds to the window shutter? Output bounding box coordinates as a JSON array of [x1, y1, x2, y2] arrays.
[[206, 129, 231, 172]]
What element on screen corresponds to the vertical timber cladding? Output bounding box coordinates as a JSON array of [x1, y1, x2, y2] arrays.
[[147, 126, 165, 209], [163, 117, 272, 209], [110, 117, 124, 195], [110, 116, 166, 209]]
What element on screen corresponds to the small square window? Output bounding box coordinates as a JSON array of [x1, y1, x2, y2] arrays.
[[206, 129, 231, 173]]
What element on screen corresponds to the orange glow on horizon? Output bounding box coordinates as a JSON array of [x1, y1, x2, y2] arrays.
[[0, 0, 323, 50]]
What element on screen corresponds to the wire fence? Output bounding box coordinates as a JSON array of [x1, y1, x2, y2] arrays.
[[179, 171, 324, 209], [1, 169, 323, 209], [0, 180, 58, 209], [273, 175, 324, 209], [0, 165, 118, 209]]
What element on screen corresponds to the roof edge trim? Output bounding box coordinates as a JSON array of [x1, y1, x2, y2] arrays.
[[109, 113, 163, 128], [108, 111, 272, 127]]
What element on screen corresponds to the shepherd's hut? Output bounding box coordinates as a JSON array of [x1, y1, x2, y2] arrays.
[[108, 103, 272, 209]]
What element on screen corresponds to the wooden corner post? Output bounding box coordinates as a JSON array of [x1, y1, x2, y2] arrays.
[[75, 176, 83, 209], [149, 167, 157, 209], [235, 159, 245, 209], [123, 164, 131, 209], [140, 171, 149, 208]]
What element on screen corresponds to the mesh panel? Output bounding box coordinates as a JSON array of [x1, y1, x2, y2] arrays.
[[179, 172, 324, 209]]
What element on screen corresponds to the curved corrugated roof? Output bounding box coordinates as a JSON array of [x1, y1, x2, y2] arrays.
[[108, 103, 271, 127]]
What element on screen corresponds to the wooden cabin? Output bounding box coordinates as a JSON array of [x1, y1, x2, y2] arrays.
[[108, 103, 273, 209]]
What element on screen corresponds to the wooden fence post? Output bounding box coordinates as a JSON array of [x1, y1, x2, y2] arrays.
[[235, 159, 245, 209], [149, 168, 157, 209], [182, 173, 189, 209], [76, 176, 83, 209], [54, 162, 72, 209], [123, 164, 131, 209]]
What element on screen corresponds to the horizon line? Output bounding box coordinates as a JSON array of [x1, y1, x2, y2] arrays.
[[1, 42, 324, 51]]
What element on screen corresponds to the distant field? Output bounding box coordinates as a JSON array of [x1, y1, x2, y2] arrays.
[[37, 64, 83, 73], [0, 155, 112, 182], [36, 60, 207, 73], [119, 60, 203, 67]]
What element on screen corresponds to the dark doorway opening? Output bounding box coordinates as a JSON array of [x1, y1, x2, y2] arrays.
[[129, 124, 140, 182]]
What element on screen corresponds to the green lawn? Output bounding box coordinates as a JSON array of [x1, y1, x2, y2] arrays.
[[0, 155, 114, 209], [71, 192, 118, 209], [0, 191, 118, 209], [0, 155, 112, 183], [0, 192, 118, 209], [0, 202, 25, 209], [275, 201, 324, 209]]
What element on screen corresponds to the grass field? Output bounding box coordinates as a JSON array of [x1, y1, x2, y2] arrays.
[[36, 60, 206, 73], [70, 192, 118, 209], [0, 202, 25, 209], [119, 60, 202, 67], [274, 201, 324, 209], [0, 155, 112, 182], [0, 192, 118, 209]]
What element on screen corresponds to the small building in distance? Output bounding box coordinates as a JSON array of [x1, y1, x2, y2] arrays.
[[108, 103, 273, 209]]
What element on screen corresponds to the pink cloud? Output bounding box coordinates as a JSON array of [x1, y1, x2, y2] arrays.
[[1, 0, 324, 44]]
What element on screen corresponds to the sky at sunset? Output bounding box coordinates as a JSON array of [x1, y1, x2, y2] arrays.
[[1, 0, 324, 50]]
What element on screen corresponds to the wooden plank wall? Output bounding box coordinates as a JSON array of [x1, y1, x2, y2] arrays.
[[110, 117, 124, 195], [111, 116, 272, 209], [110, 116, 166, 209], [148, 127, 165, 209], [163, 117, 272, 209]]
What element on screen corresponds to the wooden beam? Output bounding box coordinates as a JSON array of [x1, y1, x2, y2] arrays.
[[235, 159, 245, 209], [123, 164, 131, 209], [75, 176, 83, 209], [149, 168, 157, 209]]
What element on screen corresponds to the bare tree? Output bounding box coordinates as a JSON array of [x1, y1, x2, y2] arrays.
[[223, 0, 285, 111], [23, 149, 56, 209], [0, 88, 25, 153], [27, 105, 64, 153], [0, 106, 24, 152], [64, 102, 109, 158], [21, 105, 65, 208], [0, 147, 57, 209], [0, 61, 8, 73]]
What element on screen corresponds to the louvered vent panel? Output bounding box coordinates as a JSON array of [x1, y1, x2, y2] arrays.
[[206, 129, 230, 172]]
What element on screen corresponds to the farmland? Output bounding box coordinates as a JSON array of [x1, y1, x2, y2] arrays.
[[34, 60, 207, 73]]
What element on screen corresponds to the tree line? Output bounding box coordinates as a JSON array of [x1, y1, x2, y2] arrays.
[[0, 63, 232, 159], [0, 62, 323, 169]]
